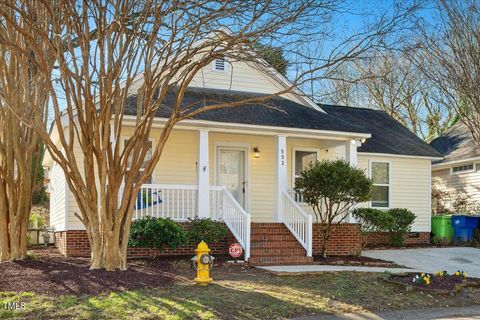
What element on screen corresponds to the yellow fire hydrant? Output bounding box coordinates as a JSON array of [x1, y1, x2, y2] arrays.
[[191, 241, 215, 285]]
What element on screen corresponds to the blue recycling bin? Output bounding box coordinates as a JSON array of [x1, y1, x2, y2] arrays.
[[451, 215, 480, 242]]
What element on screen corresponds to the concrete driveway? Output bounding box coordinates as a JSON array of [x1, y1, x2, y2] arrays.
[[362, 247, 480, 277]]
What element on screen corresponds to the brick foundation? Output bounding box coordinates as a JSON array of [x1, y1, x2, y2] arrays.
[[54, 223, 236, 258], [55, 222, 426, 261], [363, 231, 430, 248], [312, 223, 362, 256]]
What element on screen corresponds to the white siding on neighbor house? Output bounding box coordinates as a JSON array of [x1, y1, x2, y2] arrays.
[[357, 154, 432, 232], [49, 162, 66, 231], [432, 162, 480, 209]]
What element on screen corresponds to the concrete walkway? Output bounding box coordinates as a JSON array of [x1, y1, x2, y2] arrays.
[[362, 247, 480, 278], [256, 265, 418, 274], [292, 305, 480, 320]]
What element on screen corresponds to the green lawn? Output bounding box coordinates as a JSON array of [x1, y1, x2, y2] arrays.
[[2, 271, 480, 319]]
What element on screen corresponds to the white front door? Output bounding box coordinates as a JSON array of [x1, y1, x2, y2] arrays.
[[217, 148, 247, 208]]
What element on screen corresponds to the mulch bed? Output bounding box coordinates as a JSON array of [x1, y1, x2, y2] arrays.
[[0, 246, 250, 296], [386, 273, 480, 294], [313, 255, 402, 268]]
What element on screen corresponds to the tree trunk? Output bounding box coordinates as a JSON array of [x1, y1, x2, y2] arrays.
[[85, 199, 131, 271], [321, 223, 330, 259], [0, 194, 30, 261]]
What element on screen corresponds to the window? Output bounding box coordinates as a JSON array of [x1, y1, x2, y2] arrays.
[[124, 138, 153, 183], [371, 162, 390, 208], [213, 58, 226, 72], [451, 163, 475, 175], [294, 150, 318, 185]]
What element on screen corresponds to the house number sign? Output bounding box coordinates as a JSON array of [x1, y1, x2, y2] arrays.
[[280, 148, 285, 167]]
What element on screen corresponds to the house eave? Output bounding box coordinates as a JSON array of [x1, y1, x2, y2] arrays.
[[432, 156, 480, 170], [359, 152, 443, 161], [123, 115, 372, 140]]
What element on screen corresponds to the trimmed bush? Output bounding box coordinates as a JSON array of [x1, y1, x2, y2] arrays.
[[353, 207, 416, 247], [296, 159, 373, 257], [128, 217, 186, 253], [388, 208, 416, 247], [186, 217, 228, 245]]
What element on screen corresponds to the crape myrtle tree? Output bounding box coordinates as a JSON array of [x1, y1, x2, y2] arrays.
[[0, 0, 420, 270], [295, 160, 373, 258], [0, 3, 52, 261], [415, 0, 480, 145]]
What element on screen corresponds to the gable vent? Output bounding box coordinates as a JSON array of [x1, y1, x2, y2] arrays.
[[213, 58, 226, 71]]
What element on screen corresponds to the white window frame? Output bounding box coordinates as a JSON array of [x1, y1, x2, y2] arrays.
[[292, 147, 320, 187], [211, 58, 229, 72], [369, 160, 391, 209], [450, 163, 476, 175], [123, 137, 155, 184]]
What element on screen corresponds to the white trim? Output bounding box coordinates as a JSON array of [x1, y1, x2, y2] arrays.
[[64, 165, 69, 231], [450, 163, 476, 175], [291, 147, 320, 187], [122, 115, 372, 140], [275, 135, 288, 222], [359, 152, 443, 161], [433, 157, 480, 169], [369, 160, 392, 209], [197, 130, 210, 218], [214, 142, 250, 212]]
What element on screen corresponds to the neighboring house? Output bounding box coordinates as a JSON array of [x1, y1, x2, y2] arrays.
[[43, 53, 441, 264], [430, 122, 480, 212]]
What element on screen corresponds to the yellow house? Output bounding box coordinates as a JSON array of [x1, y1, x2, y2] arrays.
[[44, 55, 442, 264]]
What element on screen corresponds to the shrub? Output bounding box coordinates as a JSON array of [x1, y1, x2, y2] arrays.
[[352, 208, 388, 232], [353, 207, 416, 247], [29, 213, 47, 229], [128, 217, 186, 254], [186, 217, 228, 244], [387, 208, 416, 247], [296, 160, 373, 257]]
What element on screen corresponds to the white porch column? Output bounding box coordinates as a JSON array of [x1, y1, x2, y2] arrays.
[[346, 139, 360, 223], [345, 139, 358, 167], [275, 135, 288, 222], [197, 130, 210, 218]]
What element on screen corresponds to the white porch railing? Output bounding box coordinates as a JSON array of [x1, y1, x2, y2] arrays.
[[282, 190, 312, 257], [125, 184, 250, 260], [209, 186, 224, 221], [287, 189, 315, 216], [210, 186, 251, 260], [134, 184, 198, 221]]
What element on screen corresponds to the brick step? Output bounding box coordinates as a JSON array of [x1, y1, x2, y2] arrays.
[[250, 234, 298, 241], [249, 255, 313, 265], [250, 228, 293, 235], [251, 248, 307, 256], [250, 240, 303, 248]]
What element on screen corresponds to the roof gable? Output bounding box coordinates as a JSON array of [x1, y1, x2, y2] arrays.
[[430, 122, 480, 163]]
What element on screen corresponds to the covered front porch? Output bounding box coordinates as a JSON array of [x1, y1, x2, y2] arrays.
[[130, 125, 368, 261]]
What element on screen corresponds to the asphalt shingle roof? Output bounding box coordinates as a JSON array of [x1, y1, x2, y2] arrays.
[[430, 122, 480, 164], [125, 87, 441, 158], [321, 105, 443, 158], [125, 88, 370, 134]]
